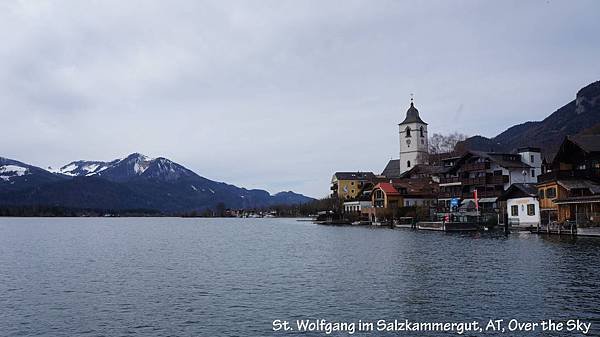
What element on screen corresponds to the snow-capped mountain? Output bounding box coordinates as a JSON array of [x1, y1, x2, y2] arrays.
[[0, 157, 65, 191], [54, 153, 196, 182], [0, 153, 315, 212]]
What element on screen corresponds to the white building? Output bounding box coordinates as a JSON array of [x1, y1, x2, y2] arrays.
[[499, 183, 540, 227], [343, 201, 372, 213], [399, 99, 428, 175], [517, 147, 543, 180]]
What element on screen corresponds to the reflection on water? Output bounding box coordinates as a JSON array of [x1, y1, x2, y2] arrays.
[[1, 218, 599, 336]]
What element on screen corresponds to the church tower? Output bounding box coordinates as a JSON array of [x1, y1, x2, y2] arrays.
[[399, 98, 428, 174]]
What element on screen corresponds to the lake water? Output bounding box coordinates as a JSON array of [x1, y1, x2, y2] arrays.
[[1, 217, 600, 337]]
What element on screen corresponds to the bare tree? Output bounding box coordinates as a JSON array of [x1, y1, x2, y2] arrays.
[[429, 132, 468, 155]]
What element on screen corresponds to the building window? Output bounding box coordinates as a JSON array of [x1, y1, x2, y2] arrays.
[[511, 205, 518, 216], [407, 160, 411, 168], [546, 187, 556, 199], [405, 126, 411, 137], [527, 204, 535, 216], [530, 155, 534, 163], [538, 189, 545, 199], [420, 126, 424, 137], [531, 170, 535, 177]]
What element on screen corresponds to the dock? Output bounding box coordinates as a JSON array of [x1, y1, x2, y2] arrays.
[[417, 221, 479, 232]]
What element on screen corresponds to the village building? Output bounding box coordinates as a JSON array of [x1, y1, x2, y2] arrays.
[[365, 180, 437, 222], [498, 183, 540, 228], [438, 149, 541, 212], [537, 135, 600, 232], [330, 171, 376, 200], [343, 200, 372, 214]]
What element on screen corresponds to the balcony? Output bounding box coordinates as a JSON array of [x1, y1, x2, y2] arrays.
[[440, 177, 461, 184], [463, 162, 490, 171], [439, 190, 502, 200], [463, 177, 486, 185]]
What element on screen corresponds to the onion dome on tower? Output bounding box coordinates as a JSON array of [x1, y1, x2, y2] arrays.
[[399, 99, 427, 125]]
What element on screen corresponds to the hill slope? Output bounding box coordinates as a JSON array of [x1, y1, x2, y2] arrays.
[[461, 80, 600, 159]]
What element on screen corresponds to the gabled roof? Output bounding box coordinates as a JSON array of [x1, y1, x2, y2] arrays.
[[479, 151, 532, 169], [399, 164, 448, 178], [449, 150, 530, 173], [557, 179, 600, 193], [393, 179, 438, 197], [568, 135, 600, 153], [498, 183, 538, 201], [373, 182, 400, 196]]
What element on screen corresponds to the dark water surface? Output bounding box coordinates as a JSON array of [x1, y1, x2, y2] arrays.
[[1, 218, 600, 337]]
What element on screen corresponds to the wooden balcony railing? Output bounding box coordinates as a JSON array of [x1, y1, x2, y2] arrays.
[[463, 162, 490, 171]]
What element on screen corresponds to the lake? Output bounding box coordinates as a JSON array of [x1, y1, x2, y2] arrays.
[[1, 217, 599, 336]]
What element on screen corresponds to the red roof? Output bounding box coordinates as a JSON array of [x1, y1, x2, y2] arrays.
[[375, 182, 400, 196]]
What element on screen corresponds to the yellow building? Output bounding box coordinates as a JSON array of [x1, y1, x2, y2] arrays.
[[330, 172, 375, 200], [537, 180, 563, 224]]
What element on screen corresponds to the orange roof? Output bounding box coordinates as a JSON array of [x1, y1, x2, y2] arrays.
[[374, 182, 400, 195]]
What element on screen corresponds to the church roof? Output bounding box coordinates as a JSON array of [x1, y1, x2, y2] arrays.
[[399, 101, 427, 125], [381, 159, 401, 178]]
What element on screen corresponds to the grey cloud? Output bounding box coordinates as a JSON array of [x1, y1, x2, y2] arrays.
[[1, 0, 599, 197]]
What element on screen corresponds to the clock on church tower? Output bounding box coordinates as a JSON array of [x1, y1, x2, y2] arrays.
[[398, 98, 429, 174]]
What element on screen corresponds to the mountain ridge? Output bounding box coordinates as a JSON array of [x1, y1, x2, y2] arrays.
[[0, 153, 314, 212], [460, 80, 600, 159]]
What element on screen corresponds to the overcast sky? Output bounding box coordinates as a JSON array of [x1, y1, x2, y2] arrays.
[[1, 1, 599, 197]]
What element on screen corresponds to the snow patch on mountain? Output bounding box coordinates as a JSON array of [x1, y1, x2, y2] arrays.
[[53, 161, 112, 177], [0, 165, 29, 181], [127, 153, 153, 175]]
